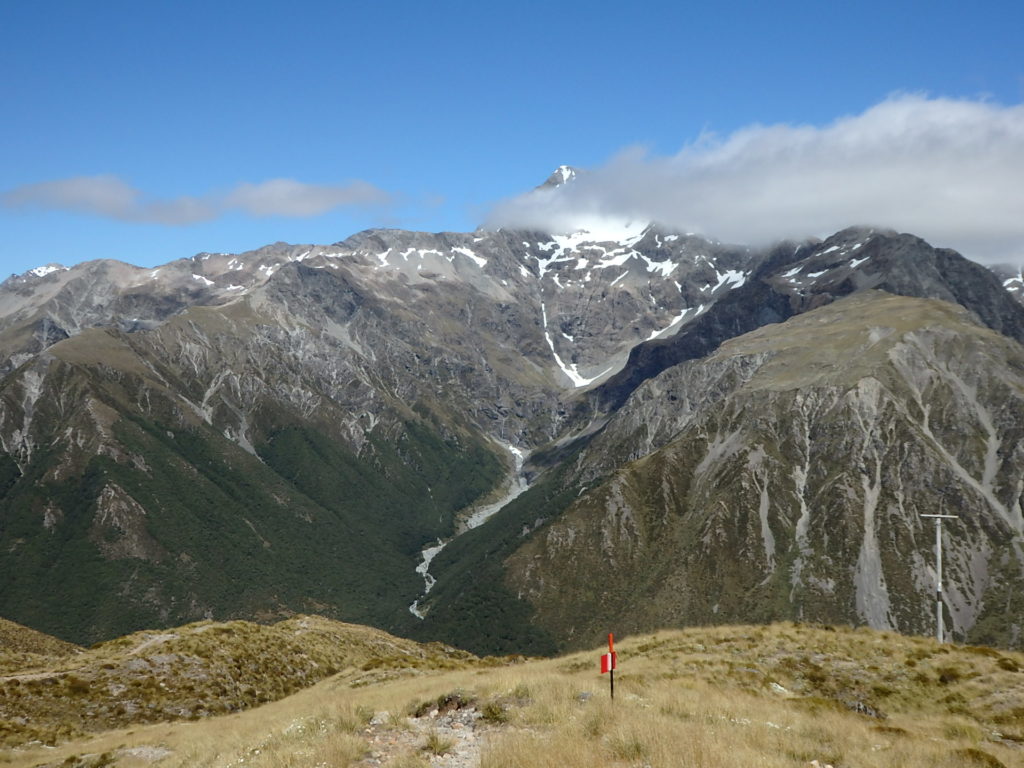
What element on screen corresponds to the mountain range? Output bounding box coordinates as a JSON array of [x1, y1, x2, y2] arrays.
[[2, 169, 1023, 654]]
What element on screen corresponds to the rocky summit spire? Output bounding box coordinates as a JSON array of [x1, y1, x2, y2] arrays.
[[538, 165, 579, 189]]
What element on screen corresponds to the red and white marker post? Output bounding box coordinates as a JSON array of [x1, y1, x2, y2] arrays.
[[600, 633, 617, 699]]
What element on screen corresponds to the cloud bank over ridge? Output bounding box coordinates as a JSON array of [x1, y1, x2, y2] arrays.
[[487, 95, 1024, 263]]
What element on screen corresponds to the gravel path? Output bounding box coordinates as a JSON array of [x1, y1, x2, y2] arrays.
[[358, 704, 501, 768]]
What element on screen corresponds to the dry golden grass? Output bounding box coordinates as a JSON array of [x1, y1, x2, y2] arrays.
[[0, 618, 81, 675], [0, 614, 476, 748], [1, 621, 1022, 768], [478, 672, 1020, 768]]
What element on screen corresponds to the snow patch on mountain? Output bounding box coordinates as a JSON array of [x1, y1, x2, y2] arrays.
[[710, 269, 747, 292], [540, 165, 580, 189], [646, 305, 704, 340], [542, 219, 649, 256], [540, 303, 612, 387], [451, 246, 487, 268], [28, 264, 67, 278]]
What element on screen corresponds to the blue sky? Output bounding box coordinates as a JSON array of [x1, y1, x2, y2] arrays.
[[2, 0, 1023, 276]]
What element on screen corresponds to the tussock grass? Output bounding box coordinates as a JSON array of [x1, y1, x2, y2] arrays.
[[423, 729, 456, 755], [2, 621, 1022, 767], [0, 618, 81, 675], [0, 615, 475, 748]]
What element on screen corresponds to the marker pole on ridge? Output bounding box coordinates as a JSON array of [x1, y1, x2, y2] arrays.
[[603, 632, 616, 700]]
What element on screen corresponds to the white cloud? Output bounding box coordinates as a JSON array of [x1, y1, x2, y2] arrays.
[[223, 178, 389, 217], [487, 95, 1024, 263], [2, 175, 214, 225], [3, 176, 389, 224]]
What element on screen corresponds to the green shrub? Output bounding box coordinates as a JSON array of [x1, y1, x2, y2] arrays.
[[480, 701, 509, 723], [423, 730, 455, 755]]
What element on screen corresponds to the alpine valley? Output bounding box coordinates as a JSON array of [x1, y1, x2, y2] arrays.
[[2, 169, 1024, 655]]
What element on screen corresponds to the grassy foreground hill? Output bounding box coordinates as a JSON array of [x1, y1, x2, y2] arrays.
[[2, 618, 1023, 768], [0, 615, 477, 749], [0, 618, 81, 676]]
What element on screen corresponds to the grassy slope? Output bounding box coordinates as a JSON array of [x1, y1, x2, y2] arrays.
[[3, 621, 1022, 768], [0, 618, 81, 676], [0, 615, 477, 749]]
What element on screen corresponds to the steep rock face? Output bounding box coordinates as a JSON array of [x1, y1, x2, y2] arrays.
[[0, 221, 765, 479], [502, 292, 1024, 648], [991, 263, 1024, 305]]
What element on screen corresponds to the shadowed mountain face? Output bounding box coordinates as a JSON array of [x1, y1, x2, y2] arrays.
[[1, 214, 1023, 652], [590, 227, 1024, 413]]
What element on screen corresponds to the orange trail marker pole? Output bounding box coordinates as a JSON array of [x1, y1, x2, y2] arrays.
[[607, 633, 617, 700], [600, 633, 618, 698]]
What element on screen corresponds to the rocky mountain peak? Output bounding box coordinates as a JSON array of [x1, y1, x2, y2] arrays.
[[539, 165, 579, 189]]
